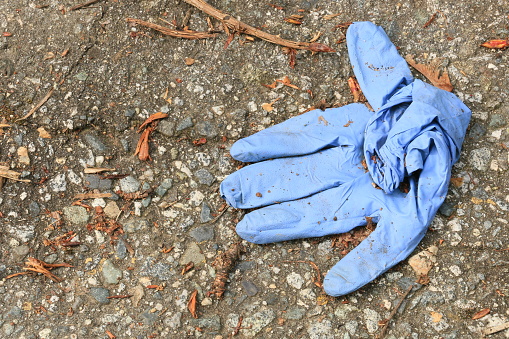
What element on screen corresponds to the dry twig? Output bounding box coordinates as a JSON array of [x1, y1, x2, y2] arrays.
[[183, 0, 335, 52], [6, 257, 73, 282], [16, 86, 54, 122], [377, 285, 413, 339], [70, 0, 101, 11], [126, 18, 217, 39]]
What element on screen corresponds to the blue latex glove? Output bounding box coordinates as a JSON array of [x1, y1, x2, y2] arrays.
[[220, 22, 471, 296]]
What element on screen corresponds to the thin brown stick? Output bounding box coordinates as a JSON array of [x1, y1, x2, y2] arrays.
[[16, 87, 54, 122], [126, 18, 217, 39], [70, 0, 101, 11], [377, 285, 413, 339], [183, 0, 335, 52]]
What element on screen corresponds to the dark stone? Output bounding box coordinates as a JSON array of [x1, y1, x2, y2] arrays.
[[196, 121, 218, 138], [90, 287, 110, 304], [176, 117, 193, 131], [241, 280, 259, 296], [195, 169, 215, 186], [200, 202, 213, 223], [190, 225, 215, 242]]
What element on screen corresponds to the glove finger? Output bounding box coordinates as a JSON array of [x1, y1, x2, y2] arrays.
[[323, 209, 426, 296], [347, 22, 413, 111], [235, 173, 383, 244], [230, 103, 372, 162], [221, 144, 366, 209]]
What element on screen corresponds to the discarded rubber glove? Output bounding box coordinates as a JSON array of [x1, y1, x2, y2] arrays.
[[220, 21, 471, 296]]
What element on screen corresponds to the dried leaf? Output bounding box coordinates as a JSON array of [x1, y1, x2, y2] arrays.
[[323, 13, 342, 20], [472, 308, 490, 320], [192, 138, 207, 146], [284, 15, 304, 25], [405, 55, 453, 92], [430, 311, 443, 323], [262, 81, 278, 89], [137, 112, 168, 133], [282, 47, 297, 68], [408, 246, 438, 276], [188, 290, 198, 318], [135, 127, 153, 161], [43, 52, 55, 60], [347, 76, 362, 102], [181, 262, 195, 275], [481, 39, 509, 49], [268, 3, 284, 10], [308, 42, 335, 52], [318, 115, 329, 126], [37, 127, 52, 138], [105, 330, 116, 339], [261, 98, 280, 112], [185, 57, 195, 65], [276, 76, 300, 90], [450, 177, 463, 187]]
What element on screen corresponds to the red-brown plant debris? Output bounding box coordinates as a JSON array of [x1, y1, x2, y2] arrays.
[[207, 243, 246, 299]]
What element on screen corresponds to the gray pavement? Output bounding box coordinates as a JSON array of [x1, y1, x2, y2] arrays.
[[0, 0, 508, 338]]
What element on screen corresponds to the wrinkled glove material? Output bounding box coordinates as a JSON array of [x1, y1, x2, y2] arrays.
[[220, 21, 471, 296]]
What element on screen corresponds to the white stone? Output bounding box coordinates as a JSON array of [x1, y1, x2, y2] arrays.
[[286, 272, 305, 289], [449, 265, 462, 276]]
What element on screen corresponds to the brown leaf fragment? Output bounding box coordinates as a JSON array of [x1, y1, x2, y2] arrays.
[[472, 308, 490, 320], [135, 126, 153, 161], [318, 115, 329, 126], [284, 15, 304, 25], [208, 243, 246, 299], [193, 137, 207, 146], [343, 120, 353, 127], [323, 13, 342, 20], [185, 57, 195, 65], [449, 177, 463, 187], [276, 76, 300, 90], [262, 81, 278, 89], [261, 98, 280, 112], [347, 76, 362, 102], [224, 33, 235, 49], [334, 22, 353, 29], [105, 330, 116, 339], [37, 127, 52, 138], [481, 39, 509, 49], [137, 112, 168, 133], [268, 4, 284, 10], [181, 262, 195, 275], [188, 290, 199, 318], [405, 55, 453, 92], [282, 47, 297, 68]]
